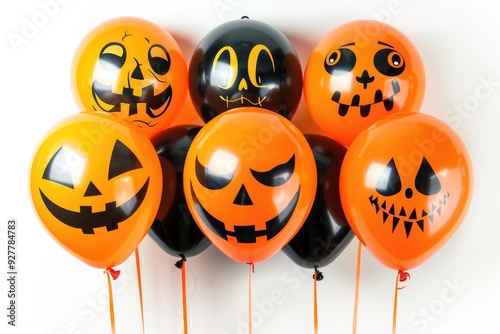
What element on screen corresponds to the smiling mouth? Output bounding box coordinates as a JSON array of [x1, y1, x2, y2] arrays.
[[190, 182, 300, 243], [368, 191, 450, 238], [39, 178, 149, 234], [331, 79, 400, 117], [220, 95, 267, 108], [92, 81, 172, 118]]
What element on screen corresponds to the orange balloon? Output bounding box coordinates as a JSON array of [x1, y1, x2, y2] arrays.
[[71, 16, 188, 139], [339, 113, 473, 271], [183, 107, 317, 264], [30, 112, 162, 269], [304, 20, 425, 147]]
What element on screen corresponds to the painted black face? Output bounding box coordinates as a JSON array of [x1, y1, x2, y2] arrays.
[[190, 155, 299, 243], [92, 42, 173, 121], [189, 18, 303, 123], [324, 41, 405, 117], [368, 157, 449, 237], [39, 140, 149, 234]]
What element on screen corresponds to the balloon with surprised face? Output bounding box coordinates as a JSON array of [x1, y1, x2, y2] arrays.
[[189, 17, 303, 123], [304, 20, 425, 147], [183, 108, 316, 264], [71, 17, 188, 139]]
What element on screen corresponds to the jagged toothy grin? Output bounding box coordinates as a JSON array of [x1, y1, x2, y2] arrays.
[[368, 191, 450, 238], [331, 79, 400, 117], [92, 81, 172, 119]]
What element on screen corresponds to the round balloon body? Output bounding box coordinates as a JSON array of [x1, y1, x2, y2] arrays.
[[339, 113, 473, 271], [183, 107, 316, 264], [282, 134, 354, 269], [148, 124, 211, 258], [304, 20, 425, 147], [30, 111, 162, 269], [71, 16, 188, 139], [189, 17, 303, 123]]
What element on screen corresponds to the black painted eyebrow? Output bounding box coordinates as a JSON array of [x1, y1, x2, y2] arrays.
[[340, 42, 355, 47], [378, 41, 394, 48]]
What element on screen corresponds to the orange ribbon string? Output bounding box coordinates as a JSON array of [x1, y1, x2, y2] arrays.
[[392, 270, 410, 334], [313, 269, 319, 334], [352, 240, 362, 334], [135, 248, 145, 334], [248, 263, 254, 334], [181, 260, 188, 334], [105, 269, 118, 334]]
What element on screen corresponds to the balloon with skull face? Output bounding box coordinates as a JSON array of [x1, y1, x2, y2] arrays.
[[188, 17, 303, 123], [183, 107, 316, 264], [304, 20, 425, 147], [71, 17, 188, 139]]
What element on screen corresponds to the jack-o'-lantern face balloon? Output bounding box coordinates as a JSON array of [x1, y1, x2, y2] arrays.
[[184, 108, 316, 264], [189, 17, 303, 123], [71, 17, 188, 139], [304, 20, 425, 147], [30, 112, 162, 269], [340, 113, 473, 271]]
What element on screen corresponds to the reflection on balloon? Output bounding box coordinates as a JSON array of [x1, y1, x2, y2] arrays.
[[183, 107, 317, 264], [283, 134, 354, 269], [339, 113, 473, 271], [29, 111, 162, 269]]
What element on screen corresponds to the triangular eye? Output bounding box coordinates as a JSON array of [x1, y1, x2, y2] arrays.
[[195, 156, 234, 190], [376, 158, 402, 196], [42, 147, 74, 189], [415, 157, 441, 195], [108, 140, 142, 180], [251, 155, 295, 187]]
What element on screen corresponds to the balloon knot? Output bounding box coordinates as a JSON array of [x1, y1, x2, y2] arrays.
[[247, 262, 255, 273], [313, 268, 324, 281], [241, 15, 250, 19], [398, 271, 410, 282], [104, 268, 121, 280], [175, 254, 187, 269]]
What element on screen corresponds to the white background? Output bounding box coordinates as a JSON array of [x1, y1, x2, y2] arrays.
[[1, 0, 499, 333]]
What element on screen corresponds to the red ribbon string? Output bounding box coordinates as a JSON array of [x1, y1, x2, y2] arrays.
[[135, 248, 145, 334], [105, 268, 118, 334], [392, 270, 410, 334], [352, 240, 362, 334], [181, 260, 188, 334]]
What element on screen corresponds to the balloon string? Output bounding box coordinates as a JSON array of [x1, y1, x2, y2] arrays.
[[182, 260, 189, 334], [135, 248, 145, 334], [105, 268, 119, 334], [175, 255, 188, 334], [392, 270, 410, 334], [248, 263, 254, 334], [313, 268, 323, 334], [352, 240, 362, 334]]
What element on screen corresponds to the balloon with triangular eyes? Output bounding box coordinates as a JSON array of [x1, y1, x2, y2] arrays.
[[339, 113, 473, 271]]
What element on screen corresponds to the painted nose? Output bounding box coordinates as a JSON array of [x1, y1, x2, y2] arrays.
[[356, 69, 375, 89], [131, 59, 144, 80], [84, 181, 102, 197], [233, 184, 253, 205]]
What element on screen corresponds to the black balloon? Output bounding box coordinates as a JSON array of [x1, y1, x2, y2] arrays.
[[148, 125, 211, 258], [282, 134, 354, 269], [189, 16, 303, 123]]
